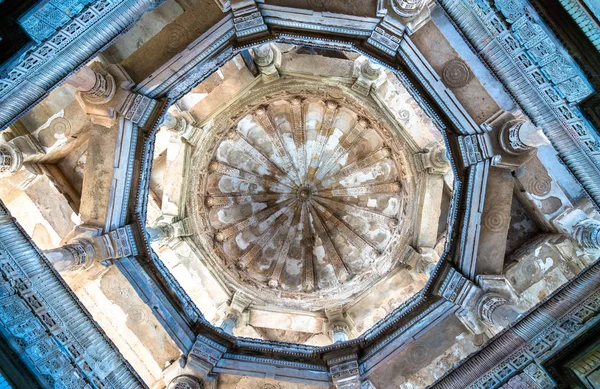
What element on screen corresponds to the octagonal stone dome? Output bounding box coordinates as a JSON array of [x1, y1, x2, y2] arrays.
[[187, 88, 419, 310]]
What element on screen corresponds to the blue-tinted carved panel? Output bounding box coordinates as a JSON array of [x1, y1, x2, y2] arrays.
[[18, 0, 92, 43]]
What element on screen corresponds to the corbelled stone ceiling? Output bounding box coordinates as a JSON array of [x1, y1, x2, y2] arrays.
[[190, 92, 417, 309], [0, 0, 599, 388]]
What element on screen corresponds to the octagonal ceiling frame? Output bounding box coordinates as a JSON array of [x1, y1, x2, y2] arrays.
[[121, 12, 483, 387], [0, 2, 538, 386]]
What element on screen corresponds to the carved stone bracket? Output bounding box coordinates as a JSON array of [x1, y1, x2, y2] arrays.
[[456, 133, 497, 168], [186, 334, 227, 378], [367, 18, 404, 56], [326, 352, 361, 389], [230, 0, 268, 39]]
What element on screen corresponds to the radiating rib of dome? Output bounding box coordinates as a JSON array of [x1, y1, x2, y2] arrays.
[[205, 98, 403, 292]]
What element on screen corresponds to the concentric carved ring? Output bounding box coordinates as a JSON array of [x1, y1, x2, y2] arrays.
[[164, 23, 189, 53], [484, 208, 507, 232], [442, 59, 473, 89], [527, 176, 552, 197]]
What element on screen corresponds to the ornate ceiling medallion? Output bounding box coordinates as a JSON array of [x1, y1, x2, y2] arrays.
[[188, 83, 418, 309]]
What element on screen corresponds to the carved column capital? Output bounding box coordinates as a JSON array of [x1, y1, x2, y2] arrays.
[[572, 219, 600, 250], [66, 65, 116, 104], [499, 120, 547, 155], [167, 375, 203, 389], [251, 44, 280, 82], [0, 142, 23, 177], [477, 293, 522, 329], [392, 0, 426, 17]]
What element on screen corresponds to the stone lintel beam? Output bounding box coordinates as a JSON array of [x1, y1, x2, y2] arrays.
[[186, 334, 227, 379], [43, 225, 138, 273], [475, 167, 513, 275], [325, 352, 361, 389], [79, 121, 135, 231], [414, 146, 449, 250], [248, 309, 326, 334]]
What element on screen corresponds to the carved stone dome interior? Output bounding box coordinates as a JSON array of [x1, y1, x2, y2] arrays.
[[205, 98, 403, 296]]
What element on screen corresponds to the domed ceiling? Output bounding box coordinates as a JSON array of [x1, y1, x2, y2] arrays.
[[187, 83, 419, 310]]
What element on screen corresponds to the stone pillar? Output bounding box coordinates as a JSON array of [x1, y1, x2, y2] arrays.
[[326, 306, 353, 343], [43, 225, 137, 273], [159, 112, 188, 135], [477, 293, 522, 329], [220, 311, 241, 335], [219, 292, 251, 334], [499, 120, 547, 155], [352, 59, 384, 96], [330, 321, 350, 343], [0, 143, 23, 178], [251, 44, 279, 82], [65, 65, 115, 102], [147, 218, 192, 242], [167, 375, 202, 389], [43, 239, 95, 273]]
